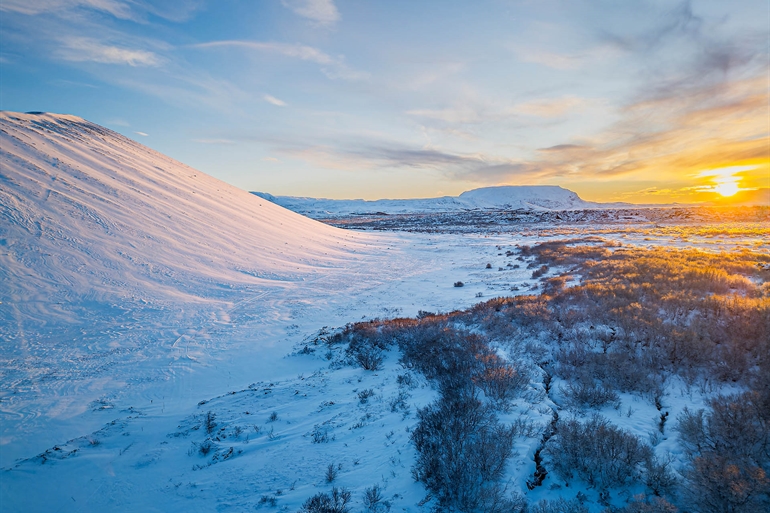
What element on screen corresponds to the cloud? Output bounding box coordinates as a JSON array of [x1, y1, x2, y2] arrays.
[[57, 37, 162, 66], [407, 95, 589, 128], [313, 72, 767, 191], [193, 40, 367, 80], [272, 137, 540, 183], [263, 94, 287, 106], [514, 49, 583, 70], [193, 138, 236, 145], [0, 0, 205, 23], [514, 96, 588, 118], [281, 0, 339, 25], [538, 144, 586, 152], [0, 0, 135, 19], [134, 131, 148, 136], [406, 106, 489, 125], [49, 78, 99, 88], [195, 40, 333, 64]]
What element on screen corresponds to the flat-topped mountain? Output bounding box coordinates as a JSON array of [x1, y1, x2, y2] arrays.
[[253, 185, 618, 218]]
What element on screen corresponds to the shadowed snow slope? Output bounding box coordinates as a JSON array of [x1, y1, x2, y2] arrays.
[[253, 185, 613, 218], [0, 112, 387, 462]]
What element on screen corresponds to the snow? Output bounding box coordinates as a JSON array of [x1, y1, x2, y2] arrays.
[[0, 113, 548, 507], [252, 185, 626, 218], [1, 112, 765, 512]]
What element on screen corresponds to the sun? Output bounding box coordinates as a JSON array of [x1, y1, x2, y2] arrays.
[[715, 180, 739, 197]]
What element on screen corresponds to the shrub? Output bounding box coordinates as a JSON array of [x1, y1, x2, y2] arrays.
[[454, 281, 464, 287], [299, 487, 351, 513], [325, 463, 339, 482], [353, 345, 385, 371], [311, 424, 334, 443], [561, 378, 619, 408], [544, 415, 652, 489], [676, 392, 770, 512], [204, 411, 217, 434], [411, 390, 517, 512], [199, 439, 215, 456], [528, 498, 589, 513], [362, 485, 384, 512], [358, 389, 376, 404], [683, 455, 769, 513]]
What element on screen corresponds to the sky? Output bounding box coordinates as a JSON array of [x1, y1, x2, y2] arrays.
[[0, 0, 768, 203]]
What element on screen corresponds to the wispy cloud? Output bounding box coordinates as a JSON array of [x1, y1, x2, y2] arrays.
[[0, 0, 135, 19], [514, 96, 588, 118], [264, 94, 287, 107], [407, 95, 590, 127], [514, 49, 583, 70], [57, 37, 162, 66], [0, 0, 205, 22], [195, 40, 334, 64], [134, 131, 148, 136], [49, 78, 99, 88], [193, 138, 236, 145], [193, 40, 368, 80], [281, 0, 339, 25]]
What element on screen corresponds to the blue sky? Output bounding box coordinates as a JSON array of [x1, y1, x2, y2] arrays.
[[1, 0, 767, 202]]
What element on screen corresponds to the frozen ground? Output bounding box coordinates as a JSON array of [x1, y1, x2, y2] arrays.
[[1, 113, 767, 512]]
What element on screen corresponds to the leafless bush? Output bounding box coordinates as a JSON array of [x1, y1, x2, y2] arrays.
[[528, 497, 589, 513], [612, 496, 678, 513], [325, 463, 339, 482], [311, 424, 334, 443], [682, 455, 769, 513], [411, 390, 518, 512], [362, 485, 385, 512], [352, 345, 385, 371], [204, 411, 217, 434], [299, 487, 351, 513], [544, 414, 652, 489], [358, 389, 375, 404], [198, 439, 215, 456], [561, 378, 619, 408], [676, 392, 770, 512]]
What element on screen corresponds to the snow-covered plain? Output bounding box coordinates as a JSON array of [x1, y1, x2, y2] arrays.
[[1, 113, 767, 512]]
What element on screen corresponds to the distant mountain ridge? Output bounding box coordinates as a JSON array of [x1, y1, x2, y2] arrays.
[[253, 185, 628, 218]]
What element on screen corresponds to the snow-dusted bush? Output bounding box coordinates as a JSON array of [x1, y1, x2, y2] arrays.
[[362, 485, 385, 512], [298, 487, 351, 513], [411, 389, 517, 512], [357, 389, 375, 404], [676, 392, 770, 512], [204, 411, 217, 434], [353, 345, 385, 371], [474, 353, 530, 404], [528, 497, 589, 513], [612, 496, 678, 513], [311, 424, 334, 443], [560, 377, 619, 408], [544, 414, 652, 490]]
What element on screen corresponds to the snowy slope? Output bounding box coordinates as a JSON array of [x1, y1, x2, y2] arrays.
[[0, 111, 390, 463], [0, 112, 541, 477], [253, 185, 616, 218]]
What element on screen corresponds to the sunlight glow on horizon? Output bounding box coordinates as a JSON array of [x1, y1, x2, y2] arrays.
[[0, 1, 767, 203]]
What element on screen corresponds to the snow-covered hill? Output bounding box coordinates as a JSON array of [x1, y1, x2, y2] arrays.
[[0, 111, 393, 463], [253, 185, 619, 218], [0, 112, 532, 477]]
